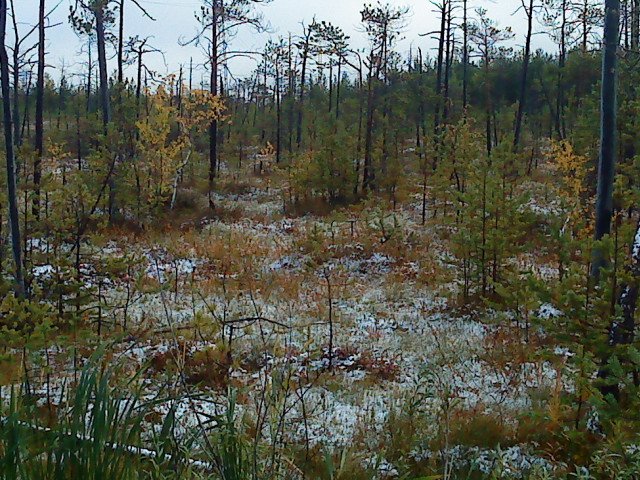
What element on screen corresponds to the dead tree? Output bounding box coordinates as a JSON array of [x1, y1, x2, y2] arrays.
[[295, 20, 315, 150], [265, 39, 286, 163], [0, 0, 25, 296], [513, 0, 537, 151], [432, 0, 448, 163], [70, 1, 119, 130], [469, 8, 514, 156], [116, 0, 154, 85], [34, 0, 45, 218], [125, 35, 162, 118], [360, 3, 408, 192], [8, 0, 45, 147], [183, 0, 271, 208]]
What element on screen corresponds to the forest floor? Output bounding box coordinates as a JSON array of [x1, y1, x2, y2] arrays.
[[5, 163, 574, 478]]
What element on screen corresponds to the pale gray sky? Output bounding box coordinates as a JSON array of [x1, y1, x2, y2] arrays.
[[12, 0, 557, 85]]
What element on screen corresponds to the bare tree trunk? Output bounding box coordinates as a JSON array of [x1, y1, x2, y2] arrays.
[[275, 53, 281, 163], [86, 40, 92, 114], [462, 0, 469, 110], [328, 60, 333, 113], [623, 0, 630, 48], [34, 0, 45, 219], [22, 71, 32, 139], [287, 34, 294, 153], [217, 72, 225, 169], [354, 64, 363, 196], [95, 6, 111, 129], [136, 49, 143, 118], [594, 0, 620, 399], [514, 0, 535, 151], [363, 64, 376, 192], [94, 4, 115, 220], [416, 48, 425, 163], [631, 0, 640, 48], [11, 12, 20, 147], [118, 0, 124, 84], [556, 0, 568, 139], [484, 57, 492, 156], [208, 4, 218, 208], [443, 1, 453, 124], [592, 0, 620, 279], [296, 27, 310, 150], [336, 58, 342, 119], [1, 0, 25, 297], [433, 0, 447, 167]]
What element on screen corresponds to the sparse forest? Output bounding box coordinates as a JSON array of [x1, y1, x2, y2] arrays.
[[1, 0, 640, 478]]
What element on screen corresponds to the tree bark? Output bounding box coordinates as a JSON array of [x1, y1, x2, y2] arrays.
[[556, 0, 568, 139], [1, 0, 25, 297], [34, 0, 45, 219], [363, 60, 376, 192], [94, 3, 115, 220], [296, 26, 310, 150], [86, 39, 92, 114], [335, 58, 342, 119], [136, 49, 143, 117], [433, 0, 447, 166], [514, 0, 535, 151], [443, 0, 452, 124], [11, 36, 19, 146], [95, 5, 111, 129], [462, 0, 469, 110], [275, 51, 281, 163], [592, 0, 620, 279], [631, 0, 640, 52], [287, 34, 294, 153], [208, 2, 218, 207], [118, 0, 124, 84]]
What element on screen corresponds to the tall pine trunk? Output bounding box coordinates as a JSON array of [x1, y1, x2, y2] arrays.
[[433, 0, 447, 168], [514, 0, 534, 151], [443, 1, 452, 124], [363, 59, 376, 192], [462, 0, 469, 110], [95, 4, 115, 220], [592, 0, 620, 279], [96, 6, 110, 129], [275, 53, 281, 163], [208, 4, 218, 207], [631, 0, 640, 52], [1, 0, 25, 296], [296, 28, 310, 150], [34, 0, 45, 219], [556, 0, 567, 139], [11, 16, 20, 147], [117, 0, 124, 84]]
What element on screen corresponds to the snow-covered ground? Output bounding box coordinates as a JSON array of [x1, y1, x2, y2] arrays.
[[7, 176, 571, 478]]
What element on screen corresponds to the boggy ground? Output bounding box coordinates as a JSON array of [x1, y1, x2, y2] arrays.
[[7, 166, 574, 479]]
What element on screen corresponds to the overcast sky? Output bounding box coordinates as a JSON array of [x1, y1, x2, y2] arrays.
[[12, 0, 557, 85]]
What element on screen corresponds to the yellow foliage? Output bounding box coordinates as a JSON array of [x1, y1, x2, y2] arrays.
[[181, 89, 227, 132], [547, 140, 589, 199], [253, 142, 276, 174], [285, 151, 314, 200], [136, 86, 187, 208], [546, 140, 592, 234], [260, 142, 275, 157]]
